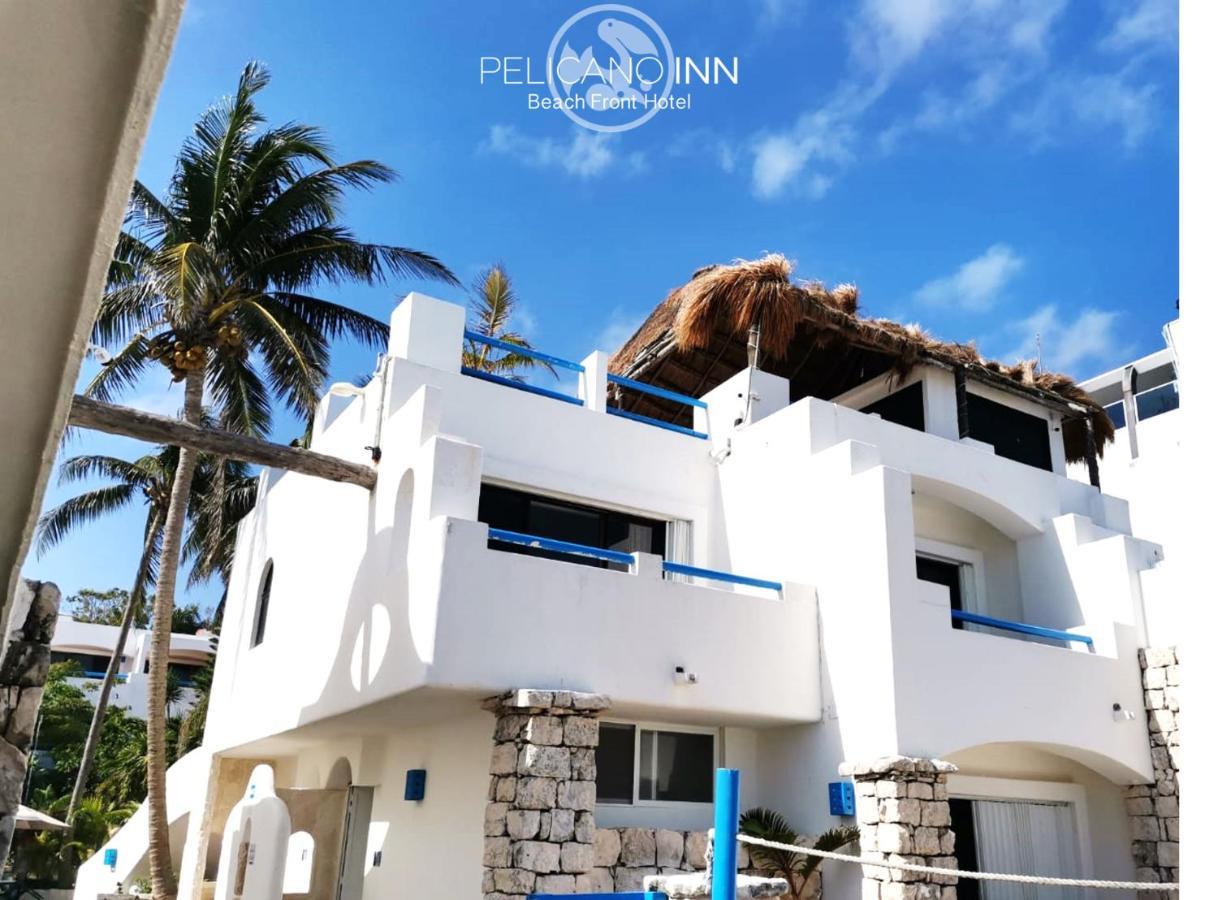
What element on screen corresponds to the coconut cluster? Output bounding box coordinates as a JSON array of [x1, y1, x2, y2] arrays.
[[149, 324, 244, 381]]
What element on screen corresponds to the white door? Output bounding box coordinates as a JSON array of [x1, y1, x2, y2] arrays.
[[972, 799, 1083, 900], [336, 787, 375, 900]]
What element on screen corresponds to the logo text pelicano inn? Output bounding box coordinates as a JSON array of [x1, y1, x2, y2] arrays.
[[480, 4, 739, 133]]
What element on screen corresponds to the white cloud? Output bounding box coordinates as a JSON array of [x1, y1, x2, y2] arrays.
[[914, 244, 1025, 312], [1101, 0, 1177, 52], [1012, 70, 1158, 151], [594, 306, 646, 354], [482, 126, 643, 178], [1005, 305, 1127, 373], [749, 100, 859, 199]]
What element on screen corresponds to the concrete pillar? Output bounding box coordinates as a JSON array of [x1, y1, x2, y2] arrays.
[[387, 291, 466, 372], [843, 756, 960, 900], [482, 688, 611, 900], [0, 580, 61, 861], [1126, 646, 1180, 898], [580, 351, 609, 413]]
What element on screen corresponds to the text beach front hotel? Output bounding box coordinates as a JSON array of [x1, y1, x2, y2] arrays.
[[77, 258, 1180, 900]]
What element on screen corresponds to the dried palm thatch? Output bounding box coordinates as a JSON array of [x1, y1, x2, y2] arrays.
[[610, 254, 1113, 463]]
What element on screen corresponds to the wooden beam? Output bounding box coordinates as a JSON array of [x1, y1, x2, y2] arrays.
[[1084, 417, 1101, 490], [68, 395, 378, 490], [954, 367, 970, 440]]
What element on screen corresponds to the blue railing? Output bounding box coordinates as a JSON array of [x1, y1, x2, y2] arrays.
[[80, 671, 130, 682], [608, 372, 708, 440], [488, 528, 635, 566], [462, 330, 584, 406], [486, 528, 782, 593], [662, 561, 782, 593], [951, 609, 1094, 648]]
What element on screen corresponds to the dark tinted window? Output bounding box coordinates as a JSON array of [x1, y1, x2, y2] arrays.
[[965, 393, 1052, 471], [1104, 400, 1126, 430], [595, 723, 636, 804], [949, 799, 981, 900], [1135, 382, 1179, 421], [639, 730, 715, 803], [861, 382, 925, 432], [49, 651, 113, 673], [479, 485, 665, 569]]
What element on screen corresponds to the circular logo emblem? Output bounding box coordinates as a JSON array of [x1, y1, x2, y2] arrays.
[[547, 4, 675, 133]]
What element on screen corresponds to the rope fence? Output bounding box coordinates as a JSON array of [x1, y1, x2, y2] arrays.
[[733, 832, 1180, 893]]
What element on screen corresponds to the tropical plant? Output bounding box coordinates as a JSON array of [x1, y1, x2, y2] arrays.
[[87, 61, 455, 896], [20, 796, 139, 883], [175, 637, 217, 759], [35, 446, 249, 829], [64, 587, 147, 628], [462, 264, 553, 379], [738, 807, 859, 900]]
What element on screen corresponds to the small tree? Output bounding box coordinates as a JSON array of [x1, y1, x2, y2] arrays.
[[739, 807, 859, 900], [67, 587, 148, 628], [462, 264, 555, 379]]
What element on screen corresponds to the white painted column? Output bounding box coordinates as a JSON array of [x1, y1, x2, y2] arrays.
[[387, 292, 466, 372], [579, 351, 609, 413]]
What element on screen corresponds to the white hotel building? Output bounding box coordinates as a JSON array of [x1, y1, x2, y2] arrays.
[[76, 267, 1180, 900]]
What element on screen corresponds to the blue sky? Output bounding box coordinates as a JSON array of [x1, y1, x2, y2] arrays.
[[24, 0, 1178, 609]]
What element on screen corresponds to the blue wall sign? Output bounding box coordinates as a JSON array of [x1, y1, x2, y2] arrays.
[[828, 781, 856, 816]]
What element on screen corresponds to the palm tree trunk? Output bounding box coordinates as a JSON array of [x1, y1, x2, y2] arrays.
[[66, 507, 161, 826], [147, 369, 205, 899]]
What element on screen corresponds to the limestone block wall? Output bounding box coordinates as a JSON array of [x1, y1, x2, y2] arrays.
[[0, 580, 61, 861], [588, 827, 743, 893], [482, 689, 609, 899], [844, 757, 959, 900], [1126, 646, 1180, 896]]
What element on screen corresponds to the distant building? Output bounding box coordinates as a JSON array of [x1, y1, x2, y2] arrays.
[[50, 615, 214, 719]]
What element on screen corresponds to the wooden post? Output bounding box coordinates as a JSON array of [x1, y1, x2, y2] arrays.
[[1084, 417, 1101, 490], [954, 367, 970, 440], [68, 395, 378, 490]]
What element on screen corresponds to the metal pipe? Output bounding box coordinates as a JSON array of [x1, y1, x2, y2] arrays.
[[711, 768, 740, 900]]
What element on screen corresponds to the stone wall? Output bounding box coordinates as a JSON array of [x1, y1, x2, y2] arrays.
[[589, 826, 734, 893], [844, 756, 959, 900], [482, 688, 609, 899], [0, 580, 61, 860], [1126, 646, 1180, 897]]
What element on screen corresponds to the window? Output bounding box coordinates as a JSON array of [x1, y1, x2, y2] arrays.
[[861, 381, 925, 432], [251, 560, 273, 647], [949, 797, 1081, 900], [965, 393, 1053, 471], [595, 723, 715, 805], [479, 485, 666, 570], [1135, 381, 1179, 422], [1103, 400, 1126, 430], [49, 651, 113, 673]]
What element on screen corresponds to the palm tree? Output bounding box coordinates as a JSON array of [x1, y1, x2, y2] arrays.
[[35, 447, 250, 830], [462, 264, 554, 379], [738, 807, 859, 900], [87, 61, 456, 896]]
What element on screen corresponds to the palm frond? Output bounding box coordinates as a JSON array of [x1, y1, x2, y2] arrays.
[[36, 485, 136, 555], [57, 455, 151, 488], [83, 332, 155, 403]]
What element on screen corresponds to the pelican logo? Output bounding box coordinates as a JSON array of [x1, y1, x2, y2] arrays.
[[548, 5, 674, 133], [479, 5, 739, 133]]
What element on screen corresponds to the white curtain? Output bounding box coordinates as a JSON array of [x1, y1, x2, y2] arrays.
[[666, 520, 693, 583], [973, 800, 1083, 900]]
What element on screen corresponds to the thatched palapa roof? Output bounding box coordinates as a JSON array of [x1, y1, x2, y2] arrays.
[[608, 255, 1113, 463]]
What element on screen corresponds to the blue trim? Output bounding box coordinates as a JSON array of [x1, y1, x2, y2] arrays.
[[464, 330, 585, 373], [711, 769, 740, 900], [663, 561, 783, 593], [608, 373, 708, 408], [529, 895, 668, 899], [461, 367, 583, 406], [487, 528, 636, 566], [607, 406, 708, 440], [951, 609, 1094, 647]]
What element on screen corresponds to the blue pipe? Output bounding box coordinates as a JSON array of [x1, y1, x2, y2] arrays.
[[663, 561, 782, 593], [607, 406, 708, 439], [460, 367, 583, 406], [487, 528, 636, 566], [464, 330, 585, 373], [951, 609, 1094, 647], [608, 373, 708, 408], [711, 768, 740, 900]]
